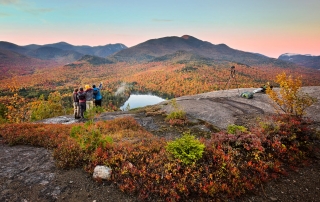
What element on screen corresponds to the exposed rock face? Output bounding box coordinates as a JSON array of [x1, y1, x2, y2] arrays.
[[0, 143, 59, 201], [161, 87, 320, 129]]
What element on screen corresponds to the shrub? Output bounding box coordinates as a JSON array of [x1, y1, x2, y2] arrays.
[[227, 124, 247, 134], [53, 139, 85, 169], [70, 123, 113, 152], [165, 99, 187, 125], [0, 103, 7, 123], [266, 72, 317, 117], [165, 110, 186, 120], [84, 106, 104, 122], [166, 131, 205, 165]]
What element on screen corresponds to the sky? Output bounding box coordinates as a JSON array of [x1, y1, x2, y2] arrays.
[[1, 0, 320, 58]]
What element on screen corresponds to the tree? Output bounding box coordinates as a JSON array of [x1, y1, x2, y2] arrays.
[[266, 72, 317, 117], [30, 91, 64, 121]]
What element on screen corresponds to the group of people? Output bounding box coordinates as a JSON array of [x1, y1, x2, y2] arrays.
[[72, 82, 103, 119]]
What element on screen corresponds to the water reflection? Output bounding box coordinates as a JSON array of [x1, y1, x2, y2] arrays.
[[120, 94, 166, 111]]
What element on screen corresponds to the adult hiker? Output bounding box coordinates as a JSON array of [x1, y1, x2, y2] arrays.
[[85, 84, 94, 110], [72, 88, 80, 119], [92, 82, 103, 107], [77, 87, 86, 119]]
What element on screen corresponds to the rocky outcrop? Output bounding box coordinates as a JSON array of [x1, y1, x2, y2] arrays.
[[39, 87, 320, 131], [161, 86, 320, 129]]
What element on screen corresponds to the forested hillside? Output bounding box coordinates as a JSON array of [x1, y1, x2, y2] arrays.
[[1, 35, 320, 123]]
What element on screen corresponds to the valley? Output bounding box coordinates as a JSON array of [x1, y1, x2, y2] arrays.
[[0, 35, 320, 201]]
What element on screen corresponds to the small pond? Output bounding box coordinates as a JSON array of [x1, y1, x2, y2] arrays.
[[120, 94, 166, 111]]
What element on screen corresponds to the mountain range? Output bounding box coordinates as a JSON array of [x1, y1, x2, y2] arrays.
[[278, 53, 320, 70], [0, 47, 59, 79], [109, 35, 298, 68], [0, 41, 127, 64], [1, 35, 319, 70]]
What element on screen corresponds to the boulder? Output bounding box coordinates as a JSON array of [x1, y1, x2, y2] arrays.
[[92, 165, 112, 180]]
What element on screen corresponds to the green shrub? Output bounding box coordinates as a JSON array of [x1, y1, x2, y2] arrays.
[[70, 123, 113, 152], [0, 103, 7, 123], [227, 124, 247, 134], [165, 99, 187, 125], [166, 131, 205, 165], [165, 110, 186, 121], [84, 106, 104, 122]]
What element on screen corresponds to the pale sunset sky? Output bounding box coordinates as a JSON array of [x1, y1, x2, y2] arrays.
[[1, 0, 319, 58]]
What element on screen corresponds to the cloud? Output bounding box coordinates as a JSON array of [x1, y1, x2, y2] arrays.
[[0, 0, 20, 5], [0, 12, 10, 17], [152, 18, 173, 22], [24, 8, 54, 15], [0, 0, 53, 15]]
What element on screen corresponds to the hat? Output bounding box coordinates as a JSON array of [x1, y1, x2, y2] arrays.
[[85, 84, 90, 90]]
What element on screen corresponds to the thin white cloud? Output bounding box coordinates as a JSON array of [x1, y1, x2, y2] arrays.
[[0, 12, 10, 17], [0, 0, 53, 15], [24, 8, 54, 15], [0, 0, 20, 5], [152, 18, 173, 22]]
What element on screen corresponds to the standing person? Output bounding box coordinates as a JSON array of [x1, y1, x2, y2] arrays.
[[77, 87, 86, 119], [72, 88, 80, 119], [85, 84, 94, 110], [93, 82, 103, 107]]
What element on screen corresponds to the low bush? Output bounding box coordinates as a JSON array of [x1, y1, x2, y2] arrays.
[[227, 124, 247, 134], [0, 114, 317, 201], [70, 123, 113, 152], [165, 99, 187, 126], [166, 131, 205, 165]]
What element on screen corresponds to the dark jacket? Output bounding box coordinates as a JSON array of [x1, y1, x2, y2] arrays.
[[77, 90, 86, 103], [73, 92, 79, 102], [85, 88, 94, 101]]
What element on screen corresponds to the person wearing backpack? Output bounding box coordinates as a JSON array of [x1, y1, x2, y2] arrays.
[[77, 87, 86, 119], [72, 88, 80, 119], [85, 84, 94, 111], [92, 82, 103, 107]]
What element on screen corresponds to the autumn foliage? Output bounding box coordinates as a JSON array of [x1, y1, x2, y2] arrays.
[[1, 57, 320, 200], [0, 115, 317, 201], [1, 60, 320, 123], [266, 72, 317, 117]]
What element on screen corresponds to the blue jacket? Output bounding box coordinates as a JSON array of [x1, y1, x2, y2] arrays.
[[93, 83, 103, 100]]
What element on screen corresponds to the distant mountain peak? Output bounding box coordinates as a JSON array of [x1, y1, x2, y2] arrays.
[[280, 53, 299, 57], [280, 53, 319, 57], [278, 53, 320, 69], [181, 35, 200, 41], [181, 35, 191, 39], [55, 41, 72, 45]]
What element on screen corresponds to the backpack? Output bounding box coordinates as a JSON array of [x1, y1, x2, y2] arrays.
[[240, 91, 254, 99], [78, 92, 86, 100]]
